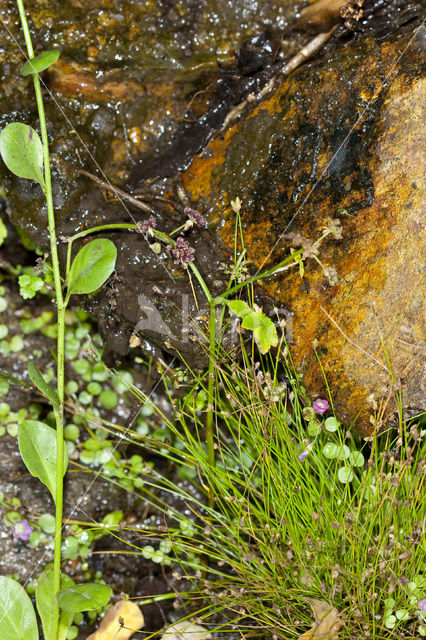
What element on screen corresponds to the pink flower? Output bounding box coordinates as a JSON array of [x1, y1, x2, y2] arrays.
[[313, 398, 330, 414], [419, 599, 426, 612], [12, 519, 33, 541]]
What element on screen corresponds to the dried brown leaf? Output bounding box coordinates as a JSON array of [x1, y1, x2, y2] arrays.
[[298, 598, 342, 639], [86, 600, 144, 640]]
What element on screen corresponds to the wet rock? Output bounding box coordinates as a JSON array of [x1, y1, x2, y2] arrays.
[[181, 23, 426, 433], [0, 0, 298, 192], [161, 621, 212, 640], [2, 0, 424, 432], [1, 0, 291, 369], [60, 188, 264, 368]]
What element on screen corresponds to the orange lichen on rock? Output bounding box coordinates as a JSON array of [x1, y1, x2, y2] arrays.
[[48, 59, 145, 102], [181, 32, 425, 433]]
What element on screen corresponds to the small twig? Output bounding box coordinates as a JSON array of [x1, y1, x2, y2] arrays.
[[75, 167, 156, 214], [221, 27, 337, 131], [176, 183, 192, 209]]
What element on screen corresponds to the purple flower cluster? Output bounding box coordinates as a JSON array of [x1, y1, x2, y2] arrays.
[[136, 216, 157, 233], [171, 237, 195, 268], [12, 519, 33, 541], [185, 207, 207, 228]]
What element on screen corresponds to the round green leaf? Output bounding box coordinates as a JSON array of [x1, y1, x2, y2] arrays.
[[39, 513, 56, 534], [99, 389, 118, 409], [67, 239, 117, 297], [0, 576, 39, 640], [348, 451, 365, 467], [20, 50, 60, 76], [307, 420, 321, 437], [324, 416, 340, 432], [0, 123, 45, 190], [338, 467, 354, 483], [384, 615, 396, 629], [395, 609, 409, 621], [29, 531, 47, 547], [57, 584, 112, 612], [61, 536, 79, 560], [337, 445, 351, 460], [18, 420, 68, 502], [323, 442, 339, 459]]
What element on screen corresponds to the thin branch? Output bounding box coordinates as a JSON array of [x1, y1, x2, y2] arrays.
[[221, 28, 337, 131]]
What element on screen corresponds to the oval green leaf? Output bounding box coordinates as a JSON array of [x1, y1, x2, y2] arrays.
[[0, 576, 39, 640], [28, 361, 59, 407], [67, 238, 117, 297], [18, 420, 68, 502], [57, 583, 112, 613], [253, 315, 278, 354], [348, 450, 365, 467], [0, 123, 45, 190], [338, 466, 354, 483], [20, 50, 60, 76], [36, 565, 75, 640]]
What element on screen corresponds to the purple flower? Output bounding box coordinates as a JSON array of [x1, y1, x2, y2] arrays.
[[313, 398, 330, 414], [298, 450, 309, 462], [185, 207, 207, 228], [419, 599, 426, 613], [136, 216, 157, 233], [398, 576, 410, 584], [170, 237, 195, 268], [12, 519, 33, 541]]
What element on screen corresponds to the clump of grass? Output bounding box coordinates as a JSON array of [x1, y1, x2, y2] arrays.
[[96, 328, 424, 639], [59, 209, 424, 638]]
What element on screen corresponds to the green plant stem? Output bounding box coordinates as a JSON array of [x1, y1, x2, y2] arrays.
[[16, 2, 65, 637], [65, 222, 216, 305], [206, 304, 217, 497], [64, 223, 135, 277], [215, 249, 302, 302]]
